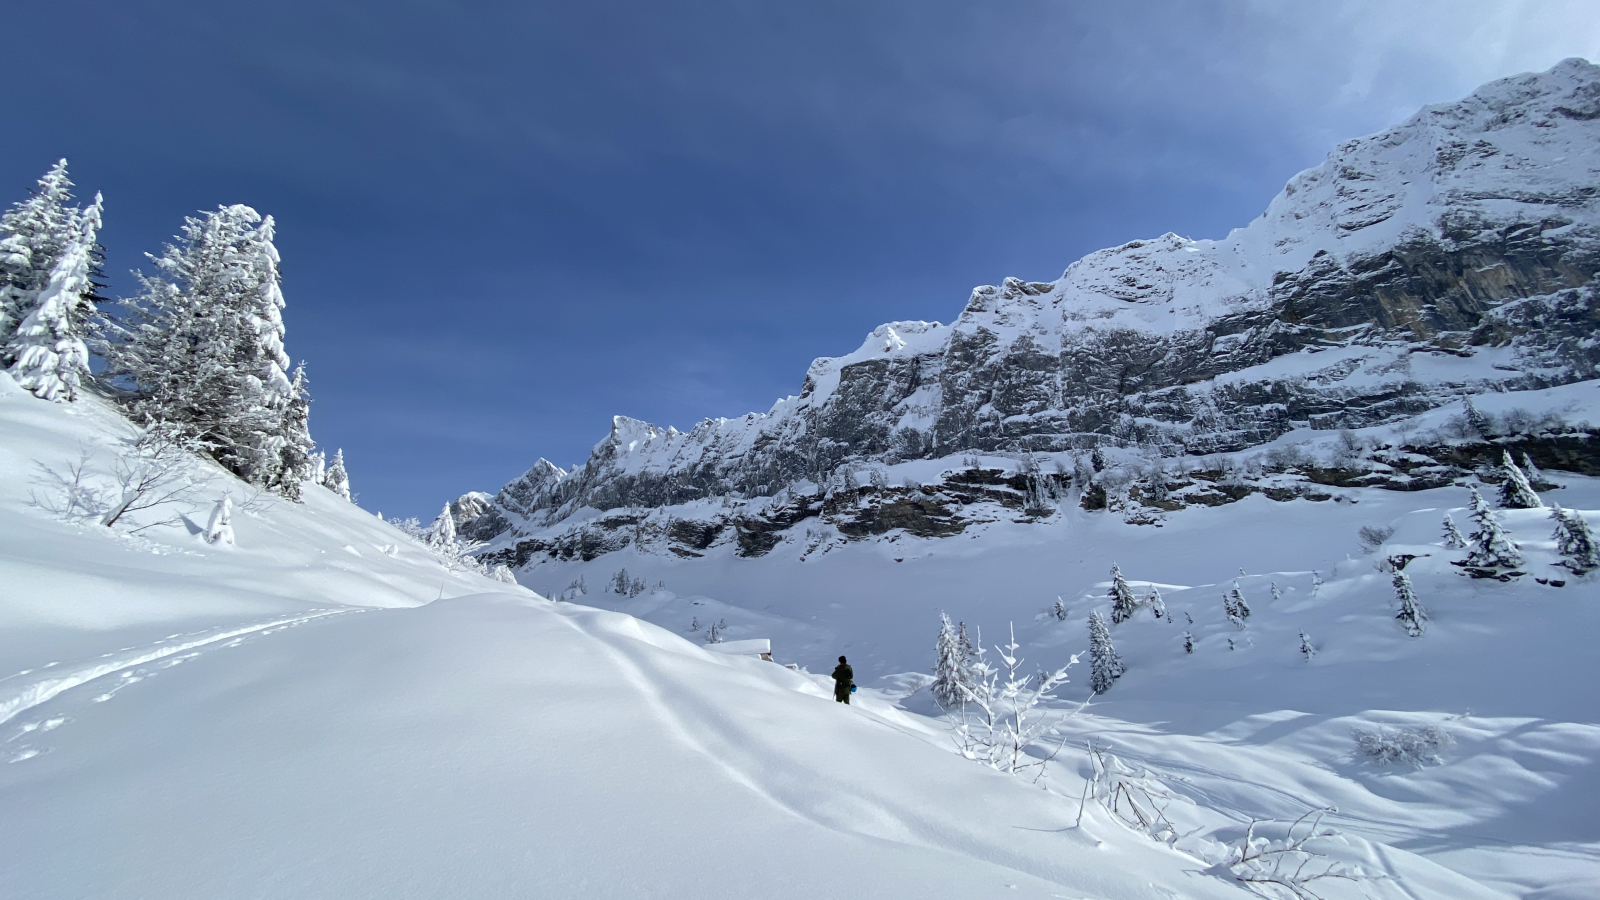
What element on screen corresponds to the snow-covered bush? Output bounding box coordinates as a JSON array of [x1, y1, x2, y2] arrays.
[[1081, 743, 1182, 844], [1357, 525, 1394, 552], [33, 424, 206, 533], [205, 494, 235, 546], [1205, 809, 1363, 898], [949, 623, 1076, 778], [1352, 724, 1453, 767], [1146, 586, 1166, 620]]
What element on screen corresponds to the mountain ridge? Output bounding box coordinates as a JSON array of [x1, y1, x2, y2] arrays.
[[460, 58, 1600, 561]]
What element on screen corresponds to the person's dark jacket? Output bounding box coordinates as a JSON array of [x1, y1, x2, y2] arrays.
[[832, 662, 853, 695]]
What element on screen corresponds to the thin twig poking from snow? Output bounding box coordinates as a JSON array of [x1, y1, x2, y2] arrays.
[[1218, 809, 1365, 900]]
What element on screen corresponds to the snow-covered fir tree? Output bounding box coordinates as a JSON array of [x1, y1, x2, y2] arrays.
[[1496, 450, 1543, 509], [1051, 597, 1068, 621], [1087, 611, 1123, 694], [323, 448, 351, 501], [98, 205, 313, 497], [426, 503, 457, 549], [1183, 631, 1194, 654], [7, 193, 103, 401], [1550, 504, 1599, 574], [1107, 563, 1139, 624], [1146, 586, 1166, 620], [704, 621, 722, 644], [267, 364, 314, 501], [0, 161, 92, 355], [1393, 571, 1426, 636], [958, 621, 978, 672], [1442, 513, 1467, 549], [931, 612, 971, 708], [1311, 571, 1323, 596], [1462, 396, 1493, 438], [1224, 584, 1251, 626], [1299, 631, 1316, 660], [1463, 486, 1523, 569], [1224, 593, 1243, 628], [1269, 581, 1282, 602], [1521, 452, 1557, 491]]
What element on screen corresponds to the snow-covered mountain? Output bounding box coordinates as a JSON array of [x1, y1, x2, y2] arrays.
[[5, 60, 1600, 896], [461, 58, 1600, 563]]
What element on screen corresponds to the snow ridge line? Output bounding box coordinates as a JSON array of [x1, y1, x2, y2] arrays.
[[0, 610, 353, 727]]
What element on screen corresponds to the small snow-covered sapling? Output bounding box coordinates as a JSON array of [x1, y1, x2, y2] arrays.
[[1108, 563, 1139, 624], [1088, 611, 1123, 693], [1463, 487, 1523, 570], [1393, 571, 1425, 637], [1496, 450, 1543, 510]]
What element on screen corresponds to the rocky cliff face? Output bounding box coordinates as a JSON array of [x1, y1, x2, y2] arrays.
[[460, 59, 1600, 565]]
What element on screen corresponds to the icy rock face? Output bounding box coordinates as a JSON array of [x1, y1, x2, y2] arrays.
[[469, 59, 1600, 546]]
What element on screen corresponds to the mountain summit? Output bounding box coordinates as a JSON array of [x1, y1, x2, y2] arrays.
[[462, 58, 1600, 563]]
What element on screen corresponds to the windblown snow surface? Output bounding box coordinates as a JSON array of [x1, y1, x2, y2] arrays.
[[0, 376, 1330, 899], [521, 380, 1600, 900], [5, 401, 1600, 900]]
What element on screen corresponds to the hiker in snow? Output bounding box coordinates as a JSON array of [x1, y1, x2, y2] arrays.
[[832, 655, 854, 704]]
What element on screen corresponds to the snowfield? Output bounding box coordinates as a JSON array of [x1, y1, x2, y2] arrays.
[[5, 387, 1600, 897], [0, 377, 1282, 899]]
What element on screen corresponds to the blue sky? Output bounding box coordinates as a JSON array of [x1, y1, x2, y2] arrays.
[[5, 1, 1596, 519]]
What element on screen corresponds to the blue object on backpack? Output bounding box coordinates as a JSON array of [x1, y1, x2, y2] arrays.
[[851, 685, 857, 692]]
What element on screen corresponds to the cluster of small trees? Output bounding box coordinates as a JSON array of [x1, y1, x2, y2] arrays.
[[1446, 452, 1597, 577], [0, 160, 351, 504], [608, 567, 649, 597]]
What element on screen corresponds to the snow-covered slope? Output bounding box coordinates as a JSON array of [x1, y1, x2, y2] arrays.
[[0, 376, 1319, 899], [468, 58, 1600, 554], [505, 386, 1600, 898]]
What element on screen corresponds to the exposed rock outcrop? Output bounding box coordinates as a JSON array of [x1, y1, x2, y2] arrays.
[[456, 59, 1600, 565]]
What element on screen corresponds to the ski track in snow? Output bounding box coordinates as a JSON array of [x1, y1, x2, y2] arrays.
[[0, 609, 355, 760]]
